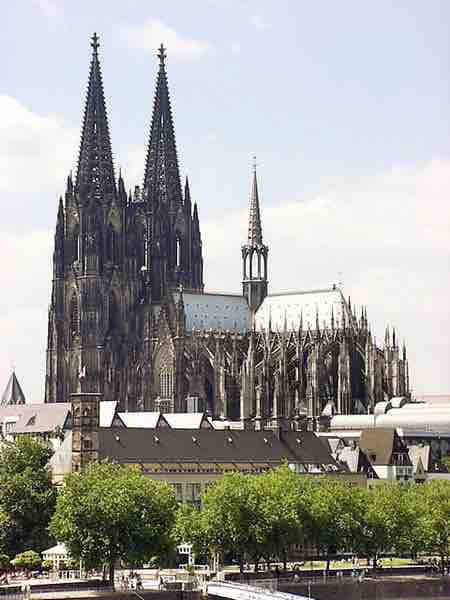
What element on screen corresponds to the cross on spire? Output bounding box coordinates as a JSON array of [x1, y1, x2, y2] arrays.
[[91, 32, 99, 53], [158, 44, 166, 67]]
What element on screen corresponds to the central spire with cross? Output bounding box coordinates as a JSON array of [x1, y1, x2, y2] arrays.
[[91, 32, 99, 53], [158, 43, 166, 67], [75, 32, 115, 197], [242, 157, 269, 312]]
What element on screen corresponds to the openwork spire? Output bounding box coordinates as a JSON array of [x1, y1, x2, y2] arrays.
[[75, 33, 115, 198], [143, 44, 182, 208], [247, 160, 263, 246]]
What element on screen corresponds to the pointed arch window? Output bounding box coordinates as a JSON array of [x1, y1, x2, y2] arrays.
[[107, 224, 118, 264], [159, 367, 174, 399], [109, 292, 120, 332], [176, 237, 182, 268], [72, 225, 80, 263], [136, 223, 147, 269], [70, 294, 80, 337]]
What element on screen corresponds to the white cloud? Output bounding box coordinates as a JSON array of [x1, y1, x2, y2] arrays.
[[230, 41, 242, 55], [0, 96, 77, 194], [31, 0, 63, 19], [120, 19, 211, 61], [0, 230, 52, 404], [202, 158, 450, 394], [250, 15, 271, 31]]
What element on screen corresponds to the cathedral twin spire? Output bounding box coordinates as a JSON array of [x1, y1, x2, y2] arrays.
[[143, 43, 183, 209], [76, 33, 115, 200]]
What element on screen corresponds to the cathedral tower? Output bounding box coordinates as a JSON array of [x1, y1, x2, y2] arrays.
[[45, 34, 138, 406], [45, 37, 204, 410], [142, 45, 204, 301], [242, 164, 268, 312]]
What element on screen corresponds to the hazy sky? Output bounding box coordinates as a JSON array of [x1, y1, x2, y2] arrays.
[[1, 0, 450, 402]]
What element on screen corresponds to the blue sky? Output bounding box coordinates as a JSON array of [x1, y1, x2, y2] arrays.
[[1, 0, 450, 400]]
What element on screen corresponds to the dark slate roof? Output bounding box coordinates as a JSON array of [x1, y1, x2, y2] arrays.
[[1, 372, 26, 406], [98, 428, 339, 468]]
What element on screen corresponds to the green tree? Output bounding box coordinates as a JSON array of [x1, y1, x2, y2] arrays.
[[41, 560, 54, 572], [0, 437, 56, 555], [0, 553, 10, 572], [201, 472, 259, 572], [11, 550, 41, 571], [0, 509, 13, 556], [306, 477, 365, 573], [173, 503, 208, 563], [416, 480, 450, 573], [50, 462, 177, 586], [355, 483, 409, 569], [251, 466, 307, 571]]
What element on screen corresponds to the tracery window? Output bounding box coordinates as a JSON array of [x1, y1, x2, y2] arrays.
[[109, 293, 120, 332], [72, 225, 80, 263], [107, 225, 118, 264], [159, 367, 174, 399], [70, 294, 80, 336], [176, 237, 181, 268]]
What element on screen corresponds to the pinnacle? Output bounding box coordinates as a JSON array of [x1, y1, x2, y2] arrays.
[[1, 371, 26, 406], [143, 47, 182, 209], [247, 166, 263, 246], [75, 33, 116, 199]]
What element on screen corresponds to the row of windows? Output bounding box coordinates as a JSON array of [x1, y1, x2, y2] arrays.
[[159, 368, 174, 399], [69, 294, 120, 335]]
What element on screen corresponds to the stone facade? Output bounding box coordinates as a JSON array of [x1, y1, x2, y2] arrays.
[[45, 35, 410, 422]]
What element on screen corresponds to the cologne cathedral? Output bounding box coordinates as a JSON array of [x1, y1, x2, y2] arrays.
[[44, 34, 410, 424]]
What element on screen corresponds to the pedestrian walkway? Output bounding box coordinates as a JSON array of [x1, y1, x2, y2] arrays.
[[208, 580, 316, 600]]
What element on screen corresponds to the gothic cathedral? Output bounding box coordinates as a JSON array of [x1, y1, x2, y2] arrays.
[[45, 35, 410, 424]]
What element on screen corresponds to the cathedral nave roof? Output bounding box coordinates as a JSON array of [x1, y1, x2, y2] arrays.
[[172, 291, 251, 333], [255, 286, 350, 331]]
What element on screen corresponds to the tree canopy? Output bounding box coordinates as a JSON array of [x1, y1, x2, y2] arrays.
[[0, 437, 56, 556], [50, 461, 177, 585], [11, 550, 41, 571]]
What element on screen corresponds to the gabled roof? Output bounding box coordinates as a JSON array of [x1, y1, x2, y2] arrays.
[[99, 401, 120, 427], [359, 428, 411, 466], [408, 444, 431, 472], [337, 445, 378, 478], [118, 412, 170, 429], [98, 428, 340, 468], [42, 543, 68, 556], [163, 412, 212, 429], [1, 372, 26, 406]]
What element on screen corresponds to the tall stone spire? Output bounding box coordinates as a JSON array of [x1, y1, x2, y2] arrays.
[[142, 45, 203, 299], [247, 164, 263, 245], [143, 44, 182, 209], [75, 33, 115, 199], [242, 159, 268, 312]]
